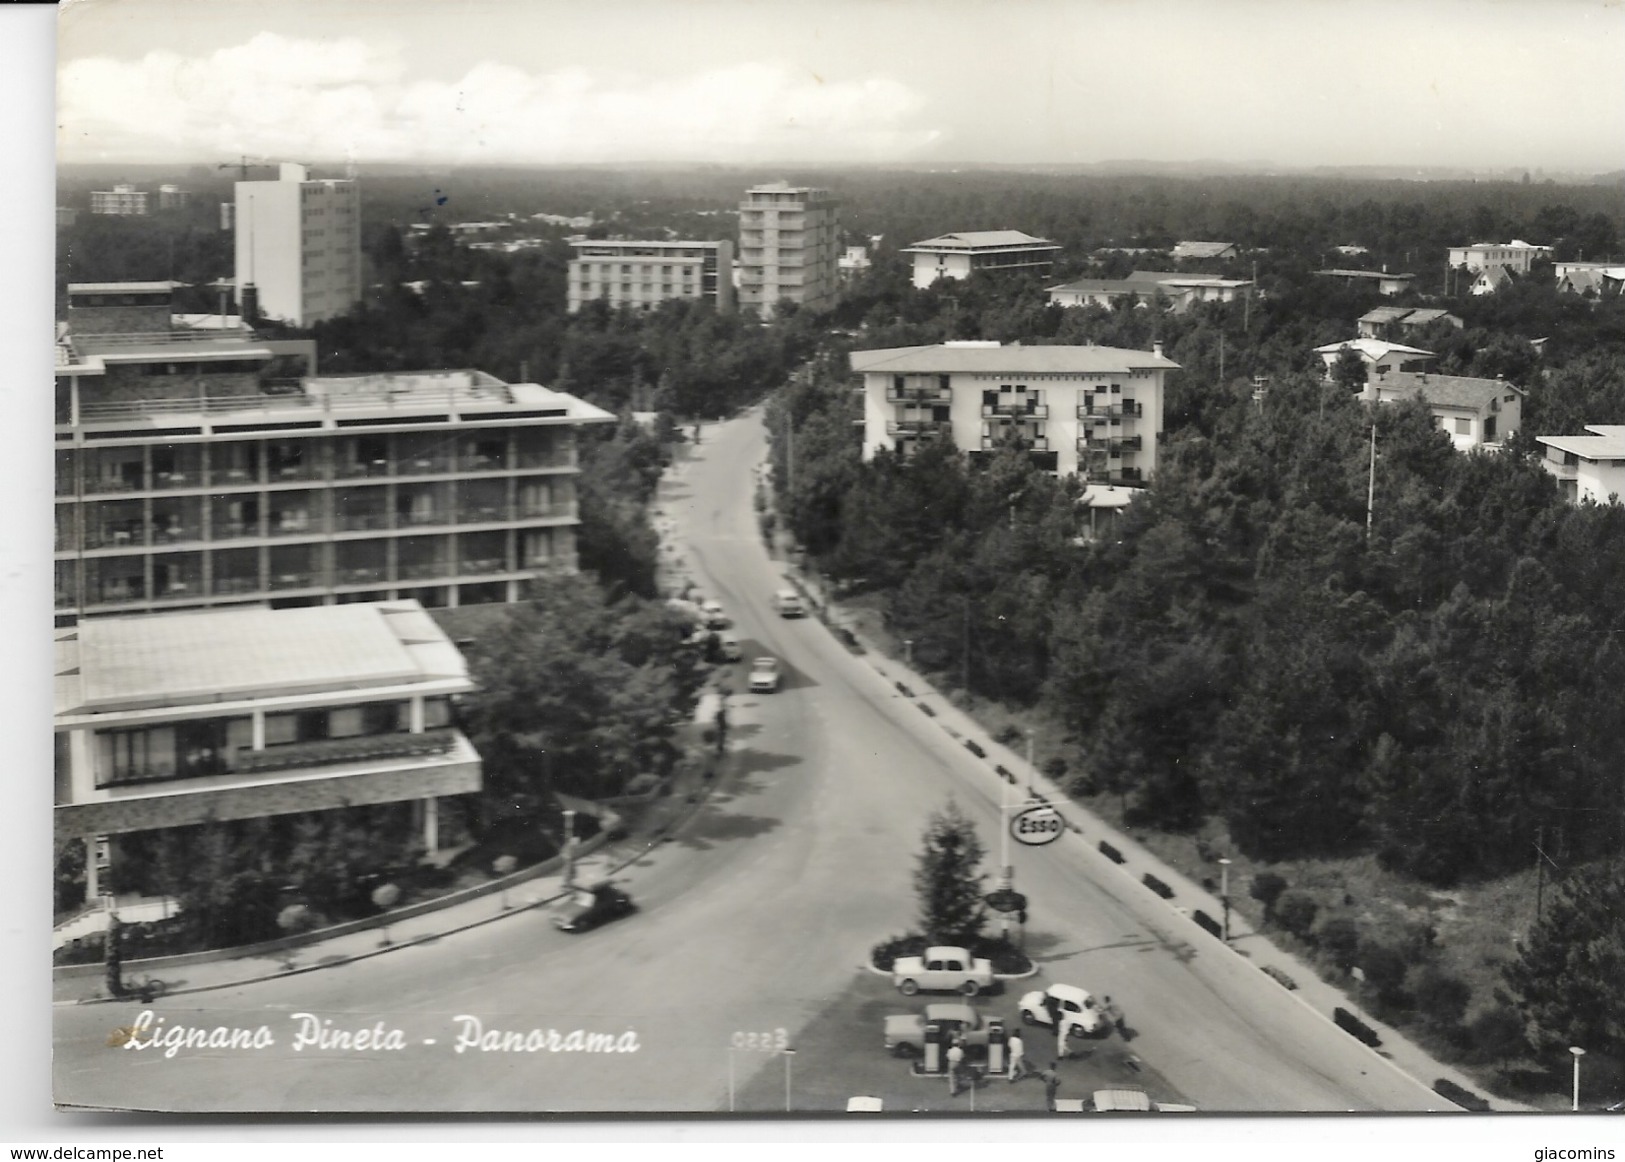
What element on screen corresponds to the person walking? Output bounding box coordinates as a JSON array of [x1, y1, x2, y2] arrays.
[[1007, 1029, 1028, 1082], [1038, 1062, 1061, 1112], [1103, 995, 1126, 1038], [946, 1039, 966, 1097], [1056, 1012, 1073, 1061]]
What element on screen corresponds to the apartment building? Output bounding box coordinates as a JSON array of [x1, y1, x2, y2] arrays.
[[1048, 271, 1252, 312], [736, 182, 840, 318], [54, 600, 480, 902], [54, 283, 614, 625], [1356, 306, 1463, 338], [1448, 240, 1551, 275], [1313, 269, 1416, 296], [157, 185, 192, 211], [1536, 425, 1625, 504], [853, 341, 1178, 484], [1361, 370, 1523, 450], [90, 184, 149, 216], [234, 162, 362, 326], [566, 238, 735, 313], [901, 231, 1061, 289]]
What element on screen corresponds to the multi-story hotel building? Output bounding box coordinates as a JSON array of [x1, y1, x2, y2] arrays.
[[566, 238, 735, 313], [853, 341, 1178, 483], [234, 162, 362, 326], [90, 184, 149, 216], [1536, 425, 1625, 505], [54, 283, 614, 626], [736, 183, 840, 319], [54, 600, 481, 902], [902, 231, 1061, 289]]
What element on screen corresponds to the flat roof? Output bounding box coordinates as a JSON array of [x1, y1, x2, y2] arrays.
[[60, 601, 467, 716], [1538, 434, 1625, 460], [904, 230, 1059, 251], [852, 343, 1179, 374], [68, 281, 184, 295], [1316, 269, 1416, 280]]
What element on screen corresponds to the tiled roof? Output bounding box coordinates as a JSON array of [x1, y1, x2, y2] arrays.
[[1314, 338, 1435, 360], [852, 343, 1179, 374], [1370, 370, 1517, 410], [1359, 306, 1412, 324], [1316, 268, 1416, 281], [1171, 241, 1236, 258], [1048, 279, 1158, 296], [905, 230, 1059, 251], [1398, 308, 1460, 326]]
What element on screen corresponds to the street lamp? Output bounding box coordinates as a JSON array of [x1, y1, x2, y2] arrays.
[[1570, 1046, 1585, 1112], [903, 639, 913, 667], [1218, 858, 1232, 942], [784, 1047, 796, 1112], [1025, 727, 1036, 799]]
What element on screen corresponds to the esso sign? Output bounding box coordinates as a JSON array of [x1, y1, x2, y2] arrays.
[[1010, 805, 1066, 846]]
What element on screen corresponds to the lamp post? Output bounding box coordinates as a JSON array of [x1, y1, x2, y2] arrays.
[[1218, 858, 1232, 942], [1025, 728, 1036, 799], [1570, 1046, 1585, 1112], [561, 809, 577, 888], [783, 1047, 796, 1112], [903, 639, 913, 667]]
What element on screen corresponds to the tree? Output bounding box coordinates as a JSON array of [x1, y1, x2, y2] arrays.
[[1412, 966, 1471, 1031], [1504, 859, 1625, 1056], [1249, 872, 1288, 919], [1331, 347, 1368, 394], [1274, 892, 1319, 941], [912, 801, 988, 945]]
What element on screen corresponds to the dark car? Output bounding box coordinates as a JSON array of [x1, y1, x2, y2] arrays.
[[552, 883, 635, 933]]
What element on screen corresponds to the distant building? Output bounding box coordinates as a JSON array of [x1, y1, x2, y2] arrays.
[[157, 184, 191, 211], [1048, 270, 1251, 312], [53, 600, 481, 903], [1536, 425, 1625, 504], [1362, 369, 1523, 450], [1314, 268, 1416, 296], [54, 281, 615, 623], [1333, 244, 1370, 258], [1171, 240, 1238, 261], [838, 245, 873, 280], [853, 340, 1179, 484], [220, 201, 235, 232], [1356, 306, 1464, 338], [566, 238, 735, 314], [1448, 240, 1551, 275], [90, 184, 149, 216], [1315, 337, 1436, 380], [1470, 264, 1517, 296], [1555, 264, 1625, 297], [234, 162, 362, 327], [736, 183, 840, 319], [901, 231, 1061, 289]]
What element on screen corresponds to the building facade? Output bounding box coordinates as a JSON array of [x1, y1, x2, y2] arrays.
[[90, 184, 149, 216], [157, 185, 192, 211], [1448, 240, 1551, 275], [1313, 269, 1416, 296], [901, 231, 1061, 289], [736, 183, 840, 318], [1536, 426, 1625, 504], [1048, 271, 1252, 312], [55, 284, 614, 625], [1362, 370, 1523, 451], [854, 341, 1178, 484], [234, 162, 363, 326], [1315, 338, 1437, 380], [566, 238, 735, 313], [54, 600, 481, 900]]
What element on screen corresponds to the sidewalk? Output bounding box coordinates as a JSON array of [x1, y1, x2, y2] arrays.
[[784, 558, 1533, 1113]]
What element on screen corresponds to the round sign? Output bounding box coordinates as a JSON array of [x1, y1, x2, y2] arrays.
[[1010, 804, 1066, 847], [985, 888, 1027, 914]]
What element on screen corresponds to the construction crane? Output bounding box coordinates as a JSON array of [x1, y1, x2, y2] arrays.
[[217, 156, 274, 180]]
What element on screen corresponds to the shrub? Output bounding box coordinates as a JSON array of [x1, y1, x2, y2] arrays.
[[1193, 910, 1222, 938], [1099, 840, 1125, 864], [1067, 771, 1098, 796], [1356, 938, 1412, 1007], [1333, 1007, 1382, 1048], [896, 681, 915, 697], [918, 702, 937, 716], [1275, 892, 1319, 941], [1249, 872, 1288, 918], [1262, 965, 1299, 990], [964, 739, 986, 758], [1433, 1078, 1491, 1111], [1044, 756, 1069, 781], [1317, 916, 1360, 970], [1143, 873, 1175, 899], [993, 724, 1022, 746], [1412, 966, 1472, 1030], [871, 933, 929, 971], [1465, 1004, 1530, 1066]]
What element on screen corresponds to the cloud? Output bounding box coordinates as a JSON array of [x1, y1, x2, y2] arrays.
[[58, 33, 940, 164]]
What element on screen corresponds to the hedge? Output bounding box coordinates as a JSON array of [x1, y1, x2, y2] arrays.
[[1433, 1079, 1490, 1112], [1192, 910, 1222, 938], [1143, 873, 1174, 899], [1333, 1007, 1382, 1048], [1099, 841, 1125, 864], [917, 702, 937, 717], [965, 740, 986, 758]]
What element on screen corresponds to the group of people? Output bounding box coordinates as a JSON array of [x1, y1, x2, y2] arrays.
[[945, 995, 1127, 1111]]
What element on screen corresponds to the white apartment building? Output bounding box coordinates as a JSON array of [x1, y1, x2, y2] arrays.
[[157, 185, 192, 211], [853, 341, 1178, 484], [91, 184, 149, 216], [1537, 426, 1625, 504], [566, 238, 735, 313], [737, 183, 840, 318], [901, 231, 1061, 289], [234, 163, 363, 327], [1448, 240, 1552, 275]]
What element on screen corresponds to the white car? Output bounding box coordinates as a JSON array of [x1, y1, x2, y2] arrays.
[[748, 656, 780, 693], [718, 632, 742, 662], [774, 588, 806, 618], [890, 946, 996, 997], [1018, 983, 1105, 1036], [700, 600, 730, 630]]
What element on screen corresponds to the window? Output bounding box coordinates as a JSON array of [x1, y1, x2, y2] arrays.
[[1455, 417, 1472, 436], [423, 696, 453, 729]]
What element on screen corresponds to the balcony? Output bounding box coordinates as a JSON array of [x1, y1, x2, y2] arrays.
[[397, 560, 448, 581], [268, 572, 315, 591], [458, 557, 508, 576], [399, 456, 453, 476], [1085, 468, 1145, 486], [87, 523, 145, 550], [268, 514, 320, 537], [212, 576, 261, 595], [886, 385, 951, 405], [336, 458, 391, 480], [982, 402, 1049, 420], [210, 466, 260, 488], [396, 509, 447, 528], [233, 729, 458, 775], [152, 471, 199, 491], [983, 436, 1050, 451], [334, 511, 391, 533], [1076, 402, 1142, 420], [516, 450, 573, 470], [151, 523, 200, 545], [515, 502, 571, 520], [461, 453, 509, 473], [93, 580, 146, 604], [886, 419, 950, 437], [337, 565, 389, 586], [458, 505, 508, 525]]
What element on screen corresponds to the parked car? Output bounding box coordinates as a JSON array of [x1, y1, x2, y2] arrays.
[[1018, 982, 1105, 1035], [883, 1002, 996, 1058], [774, 588, 806, 618], [1091, 1088, 1152, 1112], [700, 600, 730, 630], [749, 656, 781, 693], [552, 883, 635, 933], [891, 945, 995, 996], [718, 632, 742, 662]]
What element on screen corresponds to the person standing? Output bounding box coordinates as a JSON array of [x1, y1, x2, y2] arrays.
[[1103, 995, 1126, 1038], [946, 1039, 966, 1097], [1038, 1062, 1061, 1112], [1056, 1012, 1073, 1061], [1006, 1029, 1028, 1082]]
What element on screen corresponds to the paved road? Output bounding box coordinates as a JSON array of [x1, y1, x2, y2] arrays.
[[53, 410, 1443, 1113]]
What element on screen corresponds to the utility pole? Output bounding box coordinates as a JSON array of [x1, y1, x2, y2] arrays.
[[961, 595, 970, 694], [1535, 825, 1546, 924], [1365, 423, 1377, 540], [1218, 330, 1225, 385]]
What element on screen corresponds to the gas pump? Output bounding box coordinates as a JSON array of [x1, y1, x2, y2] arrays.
[[986, 1018, 1007, 1075], [920, 1021, 944, 1075]]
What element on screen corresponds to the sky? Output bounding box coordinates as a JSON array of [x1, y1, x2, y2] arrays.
[[55, 0, 1625, 173]]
